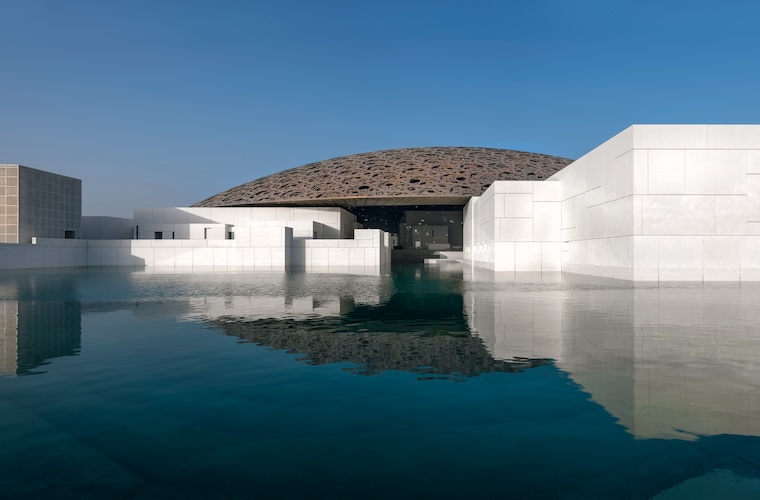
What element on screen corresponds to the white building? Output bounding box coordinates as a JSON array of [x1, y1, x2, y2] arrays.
[[465, 125, 760, 281], [2, 124, 760, 281]]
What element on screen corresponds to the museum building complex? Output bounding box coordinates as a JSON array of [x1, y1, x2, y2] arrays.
[[2, 124, 760, 281]]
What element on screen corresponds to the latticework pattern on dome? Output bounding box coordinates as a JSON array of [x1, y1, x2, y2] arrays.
[[194, 147, 573, 207]]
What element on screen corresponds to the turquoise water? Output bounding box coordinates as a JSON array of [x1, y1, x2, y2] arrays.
[[1, 266, 760, 498]]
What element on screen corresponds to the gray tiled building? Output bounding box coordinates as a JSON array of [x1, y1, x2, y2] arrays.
[[0, 165, 81, 244]]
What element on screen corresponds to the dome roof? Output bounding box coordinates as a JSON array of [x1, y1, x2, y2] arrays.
[[193, 147, 573, 207]]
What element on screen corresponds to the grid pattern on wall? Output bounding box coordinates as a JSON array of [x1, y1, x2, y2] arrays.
[[0, 166, 20, 243], [17, 166, 81, 243]]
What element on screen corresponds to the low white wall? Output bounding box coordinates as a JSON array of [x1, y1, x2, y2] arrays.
[[0, 228, 390, 274], [0, 239, 88, 271], [90, 226, 292, 269], [464, 180, 562, 273], [298, 229, 391, 270]]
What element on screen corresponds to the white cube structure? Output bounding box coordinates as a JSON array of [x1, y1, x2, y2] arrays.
[[465, 125, 760, 281]]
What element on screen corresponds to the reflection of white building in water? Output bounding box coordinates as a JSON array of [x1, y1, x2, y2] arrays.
[[3, 124, 760, 280], [101, 271, 760, 440], [463, 273, 760, 440], [117, 271, 393, 323], [2, 265, 759, 439]]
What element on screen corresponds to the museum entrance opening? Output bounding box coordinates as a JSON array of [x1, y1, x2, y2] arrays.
[[397, 209, 463, 250], [346, 205, 464, 262]]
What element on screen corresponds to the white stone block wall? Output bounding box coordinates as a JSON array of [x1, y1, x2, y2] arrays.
[[135, 223, 229, 240], [632, 125, 760, 281], [549, 127, 638, 279], [240, 220, 319, 239], [551, 124, 760, 281], [463, 124, 760, 281], [338, 209, 357, 239], [463, 180, 562, 272], [0, 227, 390, 274], [302, 229, 390, 272], [88, 226, 292, 269], [0, 238, 87, 271], [133, 207, 355, 240]]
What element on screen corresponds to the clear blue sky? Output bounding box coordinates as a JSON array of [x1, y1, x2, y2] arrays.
[[2, 0, 759, 216]]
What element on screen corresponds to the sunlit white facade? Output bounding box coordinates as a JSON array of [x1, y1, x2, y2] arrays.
[[465, 124, 760, 281], [2, 125, 760, 280]]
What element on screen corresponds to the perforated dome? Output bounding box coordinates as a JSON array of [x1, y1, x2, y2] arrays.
[[194, 147, 573, 207]]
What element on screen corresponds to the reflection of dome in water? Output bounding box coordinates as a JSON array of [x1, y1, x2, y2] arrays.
[[199, 274, 552, 376], [209, 318, 552, 376], [194, 147, 573, 208]]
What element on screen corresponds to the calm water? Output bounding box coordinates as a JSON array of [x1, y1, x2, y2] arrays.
[[2, 265, 760, 499]]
